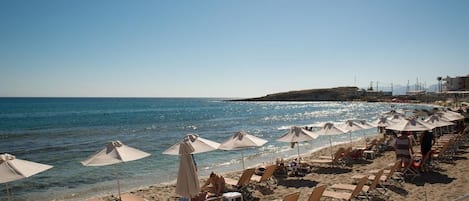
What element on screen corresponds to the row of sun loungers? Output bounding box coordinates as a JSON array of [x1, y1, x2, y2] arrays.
[[217, 129, 469, 201]]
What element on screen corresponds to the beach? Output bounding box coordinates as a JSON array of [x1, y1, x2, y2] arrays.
[[99, 136, 469, 201]]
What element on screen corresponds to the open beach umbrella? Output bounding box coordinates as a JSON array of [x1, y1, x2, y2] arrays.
[[163, 134, 220, 155], [424, 115, 455, 128], [437, 110, 465, 121], [385, 118, 435, 132], [81, 140, 150, 201], [277, 126, 319, 163], [311, 123, 348, 158], [338, 120, 371, 144], [1, 153, 53, 201], [219, 131, 268, 169], [175, 142, 200, 199]]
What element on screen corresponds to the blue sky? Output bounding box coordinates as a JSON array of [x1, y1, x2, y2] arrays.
[[1, 1, 468, 98]]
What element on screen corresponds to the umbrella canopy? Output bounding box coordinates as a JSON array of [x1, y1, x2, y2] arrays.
[[424, 115, 455, 127], [437, 110, 465, 121], [219, 131, 268, 169], [0, 153, 53, 184], [175, 142, 200, 199], [1, 153, 53, 201], [311, 123, 348, 157], [81, 141, 150, 201], [81, 141, 151, 166], [338, 120, 373, 144], [277, 126, 319, 162], [219, 131, 267, 150], [163, 134, 220, 155], [373, 116, 394, 127], [386, 118, 435, 132]]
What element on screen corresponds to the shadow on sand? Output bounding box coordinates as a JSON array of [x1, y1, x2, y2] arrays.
[[408, 170, 455, 186], [311, 167, 352, 174], [276, 178, 318, 188]]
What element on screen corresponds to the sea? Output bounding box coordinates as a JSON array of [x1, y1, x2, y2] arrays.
[[0, 98, 434, 201]]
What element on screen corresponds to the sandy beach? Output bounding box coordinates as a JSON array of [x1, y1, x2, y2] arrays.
[[97, 134, 469, 201]]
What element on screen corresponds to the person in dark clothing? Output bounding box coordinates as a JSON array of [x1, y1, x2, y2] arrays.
[[420, 130, 435, 171], [420, 131, 435, 156]]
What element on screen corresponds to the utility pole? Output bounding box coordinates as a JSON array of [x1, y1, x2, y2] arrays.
[[407, 80, 410, 94], [391, 82, 394, 95]]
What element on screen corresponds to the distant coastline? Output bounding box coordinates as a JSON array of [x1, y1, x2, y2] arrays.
[[231, 86, 453, 103]]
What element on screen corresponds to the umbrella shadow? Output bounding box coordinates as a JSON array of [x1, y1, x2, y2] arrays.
[[311, 167, 352, 174], [276, 178, 318, 188], [253, 185, 276, 195], [351, 159, 373, 165], [408, 171, 455, 186], [386, 184, 409, 196]]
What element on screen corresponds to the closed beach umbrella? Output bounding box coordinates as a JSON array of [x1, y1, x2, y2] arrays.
[[312, 123, 348, 157], [0, 153, 53, 201], [386, 118, 435, 132], [175, 142, 200, 199], [277, 126, 319, 163], [81, 140, 150, 201], [163, 134, 220, 155], [219, 131, 268, 169]]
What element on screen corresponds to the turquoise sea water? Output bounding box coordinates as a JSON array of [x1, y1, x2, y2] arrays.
[[0, 98, 433, 200]]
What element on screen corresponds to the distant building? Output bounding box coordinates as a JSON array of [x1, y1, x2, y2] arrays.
[[444, 74, 469, 91]]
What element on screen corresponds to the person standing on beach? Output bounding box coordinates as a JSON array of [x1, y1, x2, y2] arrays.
[[420, 130, 435, 171], [395, 132, 414, 169]]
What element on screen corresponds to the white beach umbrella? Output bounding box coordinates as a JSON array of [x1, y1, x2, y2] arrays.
[[437, 110, 465, 121], [424, 115, 455, 128], [162, 134, 220, 155], [219, 131, 268, 169], [311, 123, 348, 157], [385, 118, 435, 132], [277, 126, 319, 163], [81, 140, 150, 201], [175, 142, 200, 199], [338, 120, 368, 144], [0, 153, 53, 201]]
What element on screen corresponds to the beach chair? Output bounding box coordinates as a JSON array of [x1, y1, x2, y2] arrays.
[[331, 170, 384, 199], [86, 193, 147, 201], [283, 192, 300, 201], [250, 164, 277, 188], [358, 160, 403, 186], [321, 176, 368, 201], [224, 168, 255, 200], [120, 194, 147, 201], [308, 184, 327, 201], [307, 148, 347, 168]]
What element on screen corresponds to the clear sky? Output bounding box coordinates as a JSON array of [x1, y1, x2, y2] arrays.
[[1, 0, 468, 98]]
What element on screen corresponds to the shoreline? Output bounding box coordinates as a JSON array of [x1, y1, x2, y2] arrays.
[[95, 131, 469, 201]]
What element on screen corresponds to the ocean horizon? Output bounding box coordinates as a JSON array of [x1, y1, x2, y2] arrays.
[[0, 98, 434, 201]]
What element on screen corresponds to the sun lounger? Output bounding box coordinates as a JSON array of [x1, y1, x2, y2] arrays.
[[86, 193, 147, 201], [224, 168, 255, 200], [332, 170, 385, 199], [308, 184, 326, 201], [250, 164, 277, 188], [321, 176, 368, 201], [307, 148, 347, 168], [283, 192, 300, 201], [356, 160, 403, 186]]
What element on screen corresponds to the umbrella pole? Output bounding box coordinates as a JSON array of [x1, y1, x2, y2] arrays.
[[297, 142, 300, 163], [6, 183, 11, 201], [116, 165, 122, 201], [241, 151, 245, 170], [349, 132, 352, 144], [329, 137, 333, 158]]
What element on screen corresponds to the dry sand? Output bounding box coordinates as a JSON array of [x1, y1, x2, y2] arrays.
[[100, 136, 469, 201]]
